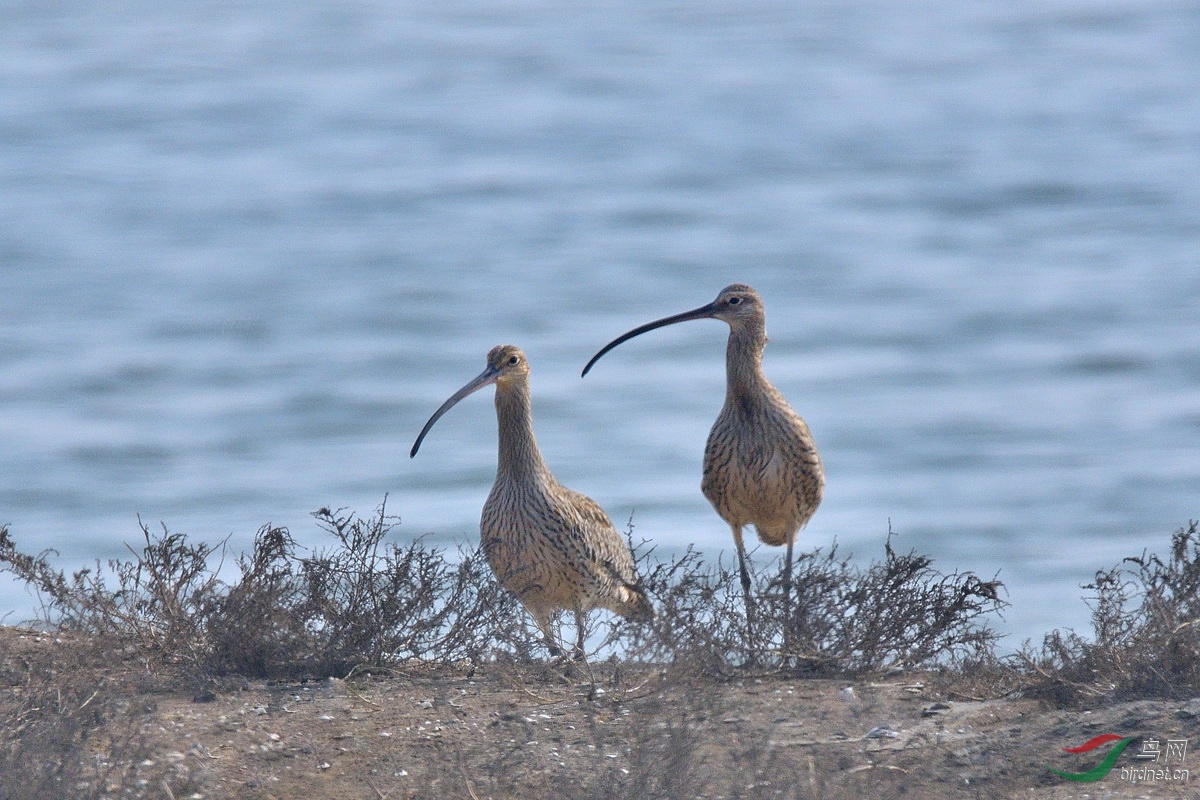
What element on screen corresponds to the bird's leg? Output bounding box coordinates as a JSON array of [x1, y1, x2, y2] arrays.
[[534, 611, 563, 659], [573, 607, 587, 660], [782, 535, 796, 661], [732, 525, 752, 596], [732, 525, 758, 657], [543, 636, 562, 658], [783, 535, 795, 599]]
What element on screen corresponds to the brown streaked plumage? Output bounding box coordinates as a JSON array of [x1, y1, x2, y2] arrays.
[[583, 284, 823, 612], [411, 345, 653, 656]]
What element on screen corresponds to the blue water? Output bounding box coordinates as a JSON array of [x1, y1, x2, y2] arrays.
[[2, 1, 1198, 644]]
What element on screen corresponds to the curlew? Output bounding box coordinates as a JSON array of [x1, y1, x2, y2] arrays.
[[582, 284, 823, 616], [411, 344, 654, 656]]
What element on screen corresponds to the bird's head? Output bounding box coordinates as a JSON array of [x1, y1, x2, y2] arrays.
[[485, 344, 530, 388], [581, 283, 766, 376], [707, 283, 764, 325], [410, 344, 530, 457]]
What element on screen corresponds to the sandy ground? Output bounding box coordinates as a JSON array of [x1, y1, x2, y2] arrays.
[[3, 628, 1199, 800]]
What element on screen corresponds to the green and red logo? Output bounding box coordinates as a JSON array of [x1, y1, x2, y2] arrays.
[[1048, 734, 1137, 782]]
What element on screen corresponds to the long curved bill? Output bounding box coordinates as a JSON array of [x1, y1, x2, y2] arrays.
[[410, 364, 500, 457], [581, 302, 718, 377]]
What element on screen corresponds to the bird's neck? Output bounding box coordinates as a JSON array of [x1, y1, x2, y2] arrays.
[[724, 321, 770, 403], [494, 380, 552, 484]]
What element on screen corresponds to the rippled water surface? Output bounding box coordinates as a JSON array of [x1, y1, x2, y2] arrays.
[[2, 1, 1199, 642]]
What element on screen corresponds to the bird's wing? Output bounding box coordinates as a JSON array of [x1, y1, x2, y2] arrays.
[[551, 487, 640, 585]]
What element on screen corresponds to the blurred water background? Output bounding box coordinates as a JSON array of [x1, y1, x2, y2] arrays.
[[2, 0, 1198, 644]]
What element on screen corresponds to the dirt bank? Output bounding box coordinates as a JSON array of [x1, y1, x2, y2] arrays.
[[2, 628, 1197, 800]]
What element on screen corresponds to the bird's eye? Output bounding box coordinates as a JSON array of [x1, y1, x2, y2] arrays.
[[508, 355, 519, 365], [728, 296, 742, 305]]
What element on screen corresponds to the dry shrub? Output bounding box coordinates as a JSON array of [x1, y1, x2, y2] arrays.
[[2, 505, 1004, 682], [0, 629, 152, 800], [0, 519, 222, 672], [207, 523, 308, 676], [0, 501, 530, 680], [778, 532, 1005, 674], [605, 527, 1006, 677], [1019, 520, 1200, 705], [595, 541, 748, 672], [295, 505, 528, 673]]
